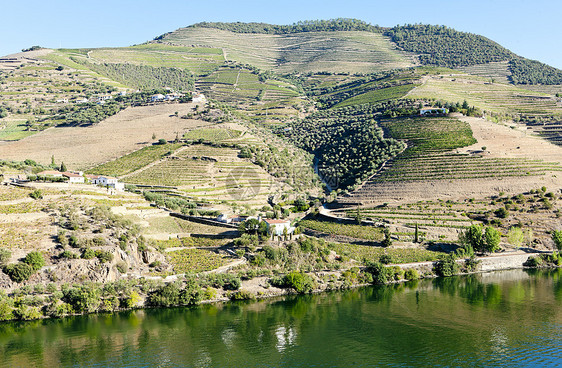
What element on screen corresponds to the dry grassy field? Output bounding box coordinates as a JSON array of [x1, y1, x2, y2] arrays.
[[0, 103, 212, 170]]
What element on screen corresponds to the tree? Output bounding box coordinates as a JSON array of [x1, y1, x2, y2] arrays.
[[507, 227, 524, 247], [483, 227, 501, 253], [382, 228, 392, 247], [553, 230, 562, 251], [355, 208, 362, 225], [459, 224, 483, 252], [60, 162, 67, 172], [414, 223, 419, 243]]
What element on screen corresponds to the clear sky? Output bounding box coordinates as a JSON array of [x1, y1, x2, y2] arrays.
[[2, 0, 561, 69]]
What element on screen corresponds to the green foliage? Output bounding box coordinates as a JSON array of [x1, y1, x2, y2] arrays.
[[29, 189, 43, 200], [280, 271, 315, 294], [459, 224, 483, 252], [192, 19, 381, 35], [81, 248, 96, 259], [365, 261, 395, 284], [382, 228, 392, 247], [507, 227, 524, 247], [483, 227, 501, 253], [404, 268, 419, 280], [386, 24, 514, 68], [231, 290, 256, 300], [509, 58, 562, 85], [23, 251, 45, 271], [3, 262, 34, 283], [433, 254, 459, 277], [167, 248, 228, 273], [95, 250, 114, 263], [552, 230, 562, 251], [283, 106, 405, 190], [63, 284, 101, 313], [60, 250, 79, 259]]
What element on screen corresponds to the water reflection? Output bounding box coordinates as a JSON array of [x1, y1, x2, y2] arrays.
[[0, 269, 561, 367]]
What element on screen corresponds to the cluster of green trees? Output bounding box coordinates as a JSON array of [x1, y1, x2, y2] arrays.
[[142, 191, 197, 211], [84, 62, 194, 91], [385, 24, 514, 68], [281, 106, 405, 190], [509, 58, 562, 85], [192, 19, 381, 34]]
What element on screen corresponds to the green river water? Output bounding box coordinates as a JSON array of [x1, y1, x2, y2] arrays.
[[1, 268, 561, 367]]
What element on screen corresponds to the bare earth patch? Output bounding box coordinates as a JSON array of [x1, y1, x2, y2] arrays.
[[0, 103, 212, 170]]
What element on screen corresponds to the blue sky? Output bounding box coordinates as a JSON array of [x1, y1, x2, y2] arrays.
[[2, 0, 561, 69]]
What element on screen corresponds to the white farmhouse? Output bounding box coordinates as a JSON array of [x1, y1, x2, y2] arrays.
[[63, 172, 85, 184], [264, 219, 294, 236], [91, 175, 125, 191]]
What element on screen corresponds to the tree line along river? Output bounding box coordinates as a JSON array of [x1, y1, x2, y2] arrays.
[[0, 268, 561, 367]]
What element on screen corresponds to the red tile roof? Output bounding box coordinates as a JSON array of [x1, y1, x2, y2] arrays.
[[264, 219, 290, 224]]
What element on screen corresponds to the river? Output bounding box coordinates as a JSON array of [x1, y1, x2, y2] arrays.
[[1, 269, 561, 367]]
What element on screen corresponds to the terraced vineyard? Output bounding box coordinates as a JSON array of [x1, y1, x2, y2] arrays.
[[339, 116, 562, 205], [89, 143, 183, 177], [124, 144, 286, 203], [457, 61, 512, 84], [184, 128, 242, 142], [159, 28, 414, 73], [167, 248, 230, 274], [408, 76, 562, 115], [197, 66, 299, 103], [87, 44, 225, 76]]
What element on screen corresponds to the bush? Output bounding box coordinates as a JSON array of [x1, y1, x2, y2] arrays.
[[231, 290, 256, 300], [63, 284, 100, 313], [433, 255, 459, 277], [95, 250, 114, 263], [365, 261, 394, 284], [81, 248, 96, 259], [0, 249, 11, 266], [4, 262, 34, 283], [552, 230, 562, 251], [282, 271, 315, 293], [23, 251, 45, 271], [29, 189, 43, 200], [116, 262, 127, 273], [60, 250, 79, 259], [404, 268, 419, 280], [523, 256, 543, 268]]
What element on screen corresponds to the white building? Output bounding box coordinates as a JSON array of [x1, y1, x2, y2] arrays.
[[264, 219, 294, 236], [420, 107, 448, 116], [151, 94, 165, 102], [90, 175, 125, 191], [63, 172, 85, 184], [192, 93, 206, 103]]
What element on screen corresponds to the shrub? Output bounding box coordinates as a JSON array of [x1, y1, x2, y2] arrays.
[[379, 254, 393, 264], [433, 255, 459, 277], [483, 227, 501, 253], [0, 249, 11, 266], [365, 261, 394, 284], [282, 271, 315, 293], [63, 284, 100, 313], [231, 290, 256, 300], [23, 251, 45, 271], [60, 250, 79, 259], [29, 189, 43, 200], [95, 250, 114, 263], [552, 230, 562, 251], [464, 255, 480, 272], [523, 256, 542, 268], [404, 268, 419, 280], [116, 262, 127, 273], [81, 248, 96, 259], [4, 262, 34, 283]]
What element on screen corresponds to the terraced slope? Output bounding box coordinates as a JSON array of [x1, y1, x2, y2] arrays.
[[157, 28, 414, 73], [338, 115, 562, 206]]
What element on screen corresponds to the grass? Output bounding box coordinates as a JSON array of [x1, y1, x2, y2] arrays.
[[328, 242, 444, 264], [88, 143, 183, 177], [333, 84, 417, 108], [145, 216, 229, 235], [299, 219, 383, 241], [184, 128, 242, 142], [167, 248, 230, 273]]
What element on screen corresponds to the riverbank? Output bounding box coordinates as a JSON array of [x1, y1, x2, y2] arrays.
[[1, 244, 558, 322]]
